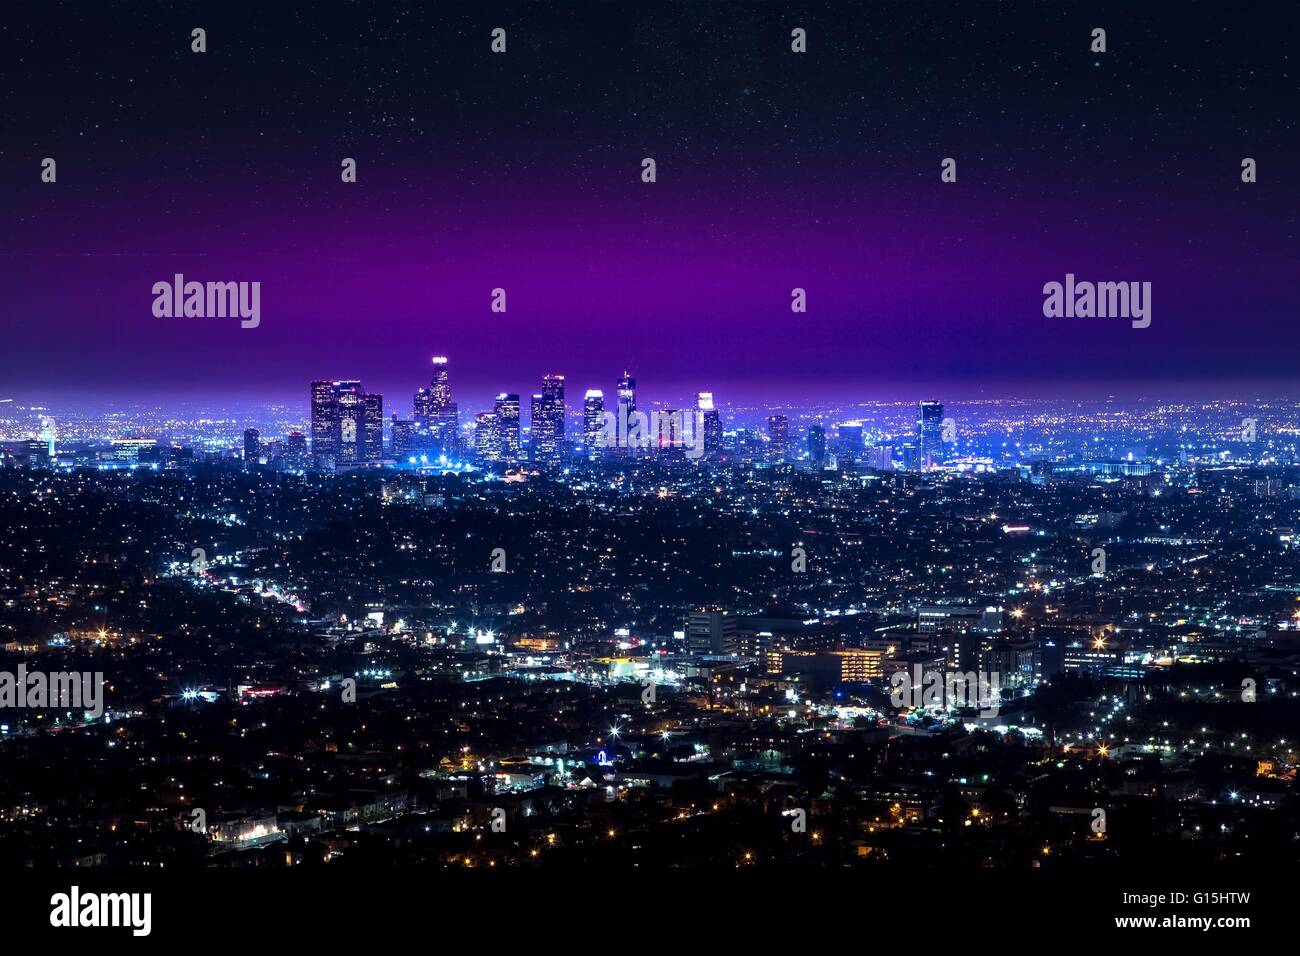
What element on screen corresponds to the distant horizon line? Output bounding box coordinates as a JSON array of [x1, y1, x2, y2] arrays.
[[6, 379, 1300, 414]]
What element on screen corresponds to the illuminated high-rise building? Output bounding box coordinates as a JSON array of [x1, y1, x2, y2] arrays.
[[428, 355, 452, 407], [766, 415, 789, 462], [583, 390, 605, 457], [698, 392, 722, 458], [311, 380, 343, 469], [474, 410, 500, 462], [616, 369, 636, 417], [391, 415, 416, 461], [532, 374, 565, 463], [807, 424, 826, 466], [310, 380, 382, 471], [901, 443, 921, 471], [38, 416, 56, 459], [362, 393, 383, 463], [413, 356, 460, 457], [336, 391, 363, 467], [334, 391, 364, 467], [243, 428, 261, 470], [918, 400, 945, 470], [616, 369, 636, 456], [284, 431, 308, 471], [529, 393, 544, 456], [494, 392, 521, 463], [654, 408, 682, 457], [836, 421, 864, 462]]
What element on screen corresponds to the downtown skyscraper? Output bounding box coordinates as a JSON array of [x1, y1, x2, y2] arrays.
[[310, 380, 383, 471], [583, 390, 605, 459], [496, 392, 521, 462], [243, 428, 260, 471], [530, 374, 565, 464], [413, 356, 460, 457], [918, 400, 945, 470], [766, 414, 789, 462], [698, 392, 722, 459], [807, 424, 826, 467], [475, 392, 521, 464], [616, 370, 636, 457]]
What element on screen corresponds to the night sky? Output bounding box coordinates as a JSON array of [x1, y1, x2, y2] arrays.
[[0, 1, 1295, 410]]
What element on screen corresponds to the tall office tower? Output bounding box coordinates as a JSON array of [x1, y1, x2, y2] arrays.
[[360, 393, 383, 463], [310, 380, 342, 469], [310, 380, 383, 470], [38, 416, 56, 459], [616, 369, 636, 455], [616, 369, 636, 419], [391, 415, 416, 461], [356, 390, 379, 463], [243, 428, 261, 470], [583, 389, 605, 457], [655, 408, 682, 456], [686, 607, 738, 656], [335, 390, 364, 467], [918, 400, 945, 470], [836, 421, 864, 462], [428, 355, 452, 408], [474, 410, 500, 462], [698, 392, 722, 458], [493, 392, 521, 462], [532, 374, 565, 463], [414, 356, 460, 457], [869, 444, 894, 471], [284, 431, 308, 471], [528, 393, 544, 458], [807, 424, 826, 466], [766, 414, 789, 462]]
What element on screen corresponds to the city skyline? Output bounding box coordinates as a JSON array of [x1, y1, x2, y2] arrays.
[[9, 381, 1300, 475], [7, 344, 1300, 427]]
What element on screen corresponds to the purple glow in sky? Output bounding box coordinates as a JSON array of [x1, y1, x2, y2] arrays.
[[1, 2, 1295, 411], [4, 171, 1293, 410]]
